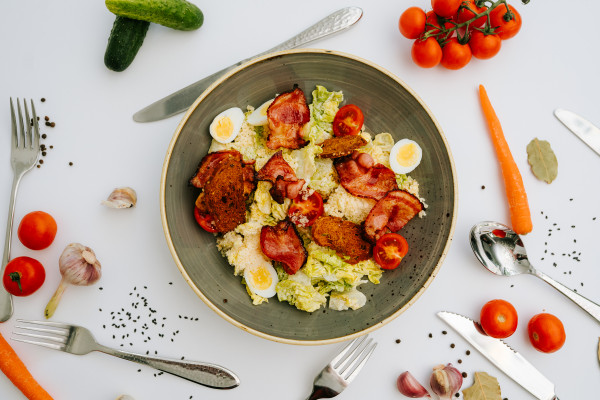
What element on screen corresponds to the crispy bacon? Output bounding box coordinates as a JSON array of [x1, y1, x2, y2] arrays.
[[364, 190, 424, 242], [257, 151, 305, 203], [266, 88, 310, 150], [260, 220, 307, 275], [312, 216, 372, 264], [334, 152, 398, 200]]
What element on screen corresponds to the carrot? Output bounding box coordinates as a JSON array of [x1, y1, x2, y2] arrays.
[[0, 330, 54, 400], [478, 84, 532, 235]]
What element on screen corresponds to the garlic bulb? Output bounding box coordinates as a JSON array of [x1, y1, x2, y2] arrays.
[[397, 371, 430, 398], [102, 187, 137, 208], [44, 243, 102, 318], [429, 364, 463, 399]]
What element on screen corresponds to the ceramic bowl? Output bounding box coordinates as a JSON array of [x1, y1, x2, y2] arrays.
[[161, 49, 457, 345]]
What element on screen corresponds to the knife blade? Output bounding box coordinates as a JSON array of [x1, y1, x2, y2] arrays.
[[554, 108, 600, 157], [437, 311, 558, 400], [133, 7, 363, 123]]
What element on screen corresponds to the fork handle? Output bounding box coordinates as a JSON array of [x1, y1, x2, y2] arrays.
[[96, 346, 240, 389]]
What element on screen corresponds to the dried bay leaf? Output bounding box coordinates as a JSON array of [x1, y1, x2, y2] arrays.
[[527, 138, 558, 183], [462, 371, 502, 400]]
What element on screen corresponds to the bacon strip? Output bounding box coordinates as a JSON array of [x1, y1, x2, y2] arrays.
[[260, 220, 307, 275], [364, 190, 424, 242], [257, 151, 305, 203], [266, 88, 309, 150], [334, 152, 398, 200], [312, 216, 372, 264]]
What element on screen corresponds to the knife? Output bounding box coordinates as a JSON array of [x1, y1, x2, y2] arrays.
[[133, 7, 363, 123], [554, 108, 600, 157], [437, 311, 559, 400]]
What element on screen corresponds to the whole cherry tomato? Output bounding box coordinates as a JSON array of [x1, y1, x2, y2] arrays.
[[411, 37, 443, 68], [431, 0, 462, 18], [479, 299, 518, 338], [3, 256, 46, 296], [457, 0, 487, 28], [373, 233, 409, 270], [528, 313, 566, 353], [490, 4, 522, 40], [425, 11, 454, 36], [441, 38, 472, 70], [193, 207, 217, 233], [469, 30, 501, 59], [399, 7, 427, 39], [17, 211, 57, 250], [332, 105, 364, 137], [288, 190, 324, 227]]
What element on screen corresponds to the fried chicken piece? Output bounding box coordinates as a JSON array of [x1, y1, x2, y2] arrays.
[[319, 135, 367, 159], [203, 158, 247, 233], [311, 216, 372, 264]]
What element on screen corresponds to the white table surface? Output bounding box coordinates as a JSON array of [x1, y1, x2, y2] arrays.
[[1, 1, 599, 399]]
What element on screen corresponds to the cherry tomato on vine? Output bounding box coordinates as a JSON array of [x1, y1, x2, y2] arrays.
[[399, 7, 427, 39], [456, 0, 487, 28], [373, 233, 409, 270], [194, 207, 217, 233], [528, 313, 566, 353], [479, 299, 518, 338], [490, 4, 522, 40], [3, 256, 46, 296], [288, 191, 324, 227], [411, 37, 442, 68], [17, 211, 57, 250], [431, 0, 462, 18], [332, 105, 364, 137], [469, 30, 501, 59], [441, 38, 472, 70], [425, 11, 454, 36]]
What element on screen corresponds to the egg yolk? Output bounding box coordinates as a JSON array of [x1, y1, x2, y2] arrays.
[[214, 117, 234, 139], [396, 143, 419, 167], [249, 266, 272, 290]]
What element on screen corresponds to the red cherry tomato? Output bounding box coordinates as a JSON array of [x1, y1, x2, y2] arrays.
[[17, 211, 57, 250], [373, 233, 409, 270], [431, 0, 462, 18], [399, 7, 427, 39], [528, 313, 566, 353], [332, 105, 364, 137], [425, 11, 454, 36], [490, 4, 522, 40], [441, 38, 472, 70], [193, 207, 217, 233], [288, 191, 324, 227], [469, 30, 501, 59], [479, 299, 518, 338], [3, 256, 46, 296], [411, 37, 443, 68], [457, 0, 487, 28]]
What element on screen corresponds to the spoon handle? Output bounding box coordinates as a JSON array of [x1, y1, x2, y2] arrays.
[[533, 269, 600, 323]]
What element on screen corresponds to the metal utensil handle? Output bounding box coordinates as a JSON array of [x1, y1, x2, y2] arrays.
[[534, 269, 600, 323], [0, 170, 21, 322]]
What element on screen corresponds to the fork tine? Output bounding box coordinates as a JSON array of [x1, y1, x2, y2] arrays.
[[12, 331, 68, 344], [15, 324, 69, 336], [23, 100, 31, 148], [17, 319, 71, 329], [342, 341, 377, 383], [11, 336, 66, 351], [30, 100, 40, 151], [331, 335, 367, 369], [10, 98, 17, 148], [336, 337, 372, 375], [16, 98, 25, 149], [340, 339, 376, 381]]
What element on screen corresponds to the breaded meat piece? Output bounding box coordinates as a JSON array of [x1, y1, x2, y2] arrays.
[[204, 158, 247, 233], [311, 216, 372, 264], [319, 135, 367, 159]]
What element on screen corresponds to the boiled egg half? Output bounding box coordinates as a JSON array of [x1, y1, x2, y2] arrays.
[[246, 98, 274, 126], [389, 138, 422, 174], [243, 263, 279, 298], [209, 107, 244, 143]]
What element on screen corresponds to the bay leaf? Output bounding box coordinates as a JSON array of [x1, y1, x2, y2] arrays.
[[527, 138, 558, 184], [462, 371, 502, 400]]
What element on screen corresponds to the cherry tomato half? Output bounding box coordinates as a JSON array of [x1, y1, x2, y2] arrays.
[[431, 0, 462, 18], [457, 0, 487, 28], [490, 4, 522, 40], [469, 30, 501, 59], [411, 37, 443, 68], [399, 7, 427, 39], [480, 299, 518, 338], [193, 207, 217, 233], [332, 105, 364, 137], [441, 38, 472, 70], [17, 211, 57, 250], [3, 256, 46, 296], [373, 233, 409, 270], [288, 190, 324, 227], [528, 313, 566, 353]]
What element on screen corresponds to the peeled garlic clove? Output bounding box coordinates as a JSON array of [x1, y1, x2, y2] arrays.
[[102, 187, 137, 208], [397, 371, 431, 398], [430, 363, 463, 399]]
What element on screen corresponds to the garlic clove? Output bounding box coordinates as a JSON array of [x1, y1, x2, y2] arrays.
[[397, 371, 431, 398], [429, 363, 463, 399], [102, 187, 137, 208]]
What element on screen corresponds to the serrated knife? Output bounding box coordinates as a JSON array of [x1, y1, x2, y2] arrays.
[[437, 311, 559, 400], [554, 109, 600, 157]]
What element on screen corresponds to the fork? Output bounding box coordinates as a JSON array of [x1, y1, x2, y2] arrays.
[[12, 319, 240, 389], [306, 335, 377, 399], [0, 99, 41, 322]]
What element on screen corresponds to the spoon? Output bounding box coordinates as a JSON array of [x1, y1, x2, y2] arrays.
[[470, 221, 600, 324]]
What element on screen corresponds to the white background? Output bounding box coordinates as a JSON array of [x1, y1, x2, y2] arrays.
[[1, 0, 599, 399]]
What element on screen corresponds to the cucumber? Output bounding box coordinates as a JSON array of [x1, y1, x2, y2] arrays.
[[105, 0, 204, 31], [104, 16, 150, 72]]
